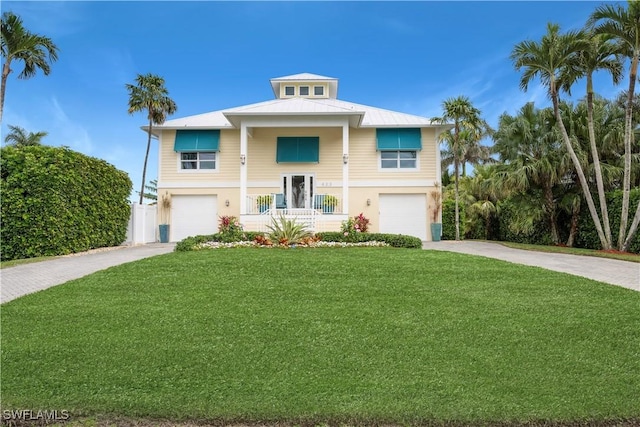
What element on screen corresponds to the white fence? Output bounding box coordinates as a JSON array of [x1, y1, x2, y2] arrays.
[[125, 203, 157, 245]]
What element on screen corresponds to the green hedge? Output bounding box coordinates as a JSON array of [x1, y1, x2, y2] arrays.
[[175, 231, 422, 251], [316, 232, 422, 248], [575, 189, 640, 254], [175, 232, 263, 252], [495, 198, 552, 246], [0, 145, 132, 261], [442, 197, 465, 240]]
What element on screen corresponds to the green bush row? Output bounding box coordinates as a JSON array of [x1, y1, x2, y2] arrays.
[[1, 145, 132, 261], [315, 232, 423, 248], [175, 231, 423, 251], [449, 186, 639, 253], [576, 189, 640, 253], [175, 232, 263, 251]]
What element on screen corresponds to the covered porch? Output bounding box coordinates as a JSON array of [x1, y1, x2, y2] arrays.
[[241, 192, 346, 233]]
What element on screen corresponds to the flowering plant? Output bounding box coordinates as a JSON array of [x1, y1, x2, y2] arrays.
[[218, 216, 245, 242], [341, 213, 370, 237]]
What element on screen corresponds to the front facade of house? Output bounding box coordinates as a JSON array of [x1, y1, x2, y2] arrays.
[[152, 73, 447, 242]]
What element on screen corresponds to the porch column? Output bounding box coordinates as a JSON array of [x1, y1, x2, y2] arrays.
[[434, 126, 442, 186], [240, 123, 248, 214], [342, 123, 349, 214]]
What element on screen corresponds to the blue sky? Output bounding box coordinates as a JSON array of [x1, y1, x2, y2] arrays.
[[2, 1, 626, 201]]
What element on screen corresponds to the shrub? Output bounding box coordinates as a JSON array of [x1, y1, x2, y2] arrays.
[[575, 189, 640, 254], [267, 215, 311, 245], [0, 145, 132, 261], [218, 216, 244, 242], [175, 231, 263, 252], [340, 213, 371, 241], [441, 198, 462, 240], [495, 198, 552, 245], [317, 232, 422, 249]]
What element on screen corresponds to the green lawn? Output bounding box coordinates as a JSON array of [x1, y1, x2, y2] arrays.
[[497, 241, 640, 263], [2, 248, 639, 425]]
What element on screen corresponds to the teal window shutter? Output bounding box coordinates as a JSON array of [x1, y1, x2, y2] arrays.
[[277, 137, 319, 163], [174, 130, 220, 151], [376, 128, 422, 151]]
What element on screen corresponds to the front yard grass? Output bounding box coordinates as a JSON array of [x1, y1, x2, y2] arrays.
[[2, 248, 639, 425], [497, 241, 640, 263]]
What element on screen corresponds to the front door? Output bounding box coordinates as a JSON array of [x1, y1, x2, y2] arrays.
[[283, 174, 314, 209]]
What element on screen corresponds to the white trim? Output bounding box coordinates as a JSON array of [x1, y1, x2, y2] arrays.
[[158, 182, 238, 189], [280, 173, 316, 209], [377, 150, 420, 172], [434, 126, 443, 186], [240, 116, 353, 128], [342, 123, 349, 216], [240, 123, 248, 214], [350, 180, 436, 188], [158, 180, 437, 189], [176, 151, 219, 173]]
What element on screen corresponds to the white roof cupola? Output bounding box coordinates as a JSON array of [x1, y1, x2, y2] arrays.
[[270, 73, 338, 100]]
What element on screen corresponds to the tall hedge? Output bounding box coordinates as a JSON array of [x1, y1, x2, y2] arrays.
[[441, 198, 465, 240], [575, 189, 640, 254], [1, 145, 132, 261]]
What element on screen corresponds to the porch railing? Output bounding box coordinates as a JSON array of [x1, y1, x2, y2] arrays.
[[246, 193, 342, 215]]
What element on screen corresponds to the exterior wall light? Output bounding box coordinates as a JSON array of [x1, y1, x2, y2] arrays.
[[240, 154, 246, 165], [225, 199, 230, 207], [366, 198, 371, 206], [342, 153, 349, 164]]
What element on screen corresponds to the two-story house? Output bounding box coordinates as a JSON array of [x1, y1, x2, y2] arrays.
[[150, 73, 448, 241]]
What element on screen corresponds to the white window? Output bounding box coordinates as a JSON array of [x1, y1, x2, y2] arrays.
[[381, 151, 417, 169], [180, 152, 216, 170], [299, 86, 309, 96], [284, 86, 295, 96], [314, 86, 324, 96]]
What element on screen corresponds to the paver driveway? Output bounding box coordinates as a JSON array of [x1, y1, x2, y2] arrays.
[[423, 240, 639, 292], [1, 244, 175, 304]]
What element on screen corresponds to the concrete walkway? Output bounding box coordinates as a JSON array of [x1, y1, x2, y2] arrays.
[[423, 241, 639, 292], [1, 244, 175, 304]]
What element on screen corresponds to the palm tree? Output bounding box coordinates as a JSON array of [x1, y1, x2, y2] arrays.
[[137, 178, 158, 203], [511, 22, 611, 250], [126, 73, 177, 205], [4, 124, 47, 146], [440, 123, 494, 178], [461, 165, 502, 240], [576, 31, 624, 248], [589, 0, 640, 251], [492, 103, 569, 245], [432, 96, 484, 240], [0, 11, 59, 123]]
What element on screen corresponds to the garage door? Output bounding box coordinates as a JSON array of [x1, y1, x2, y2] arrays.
[[379, 194, 427, 240], [171, 195, 218, 242]]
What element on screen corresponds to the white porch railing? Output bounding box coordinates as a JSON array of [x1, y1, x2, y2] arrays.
[[243, 193, 345, 233], [246, 193, 342, 215]]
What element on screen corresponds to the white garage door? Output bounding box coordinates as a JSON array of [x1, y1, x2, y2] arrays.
[[379, 194, 427, 240], [171, 195, 218, 242]]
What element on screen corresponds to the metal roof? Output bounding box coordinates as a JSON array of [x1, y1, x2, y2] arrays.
[[155, 97, 442, 131], [270, 73, 337, 81]]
